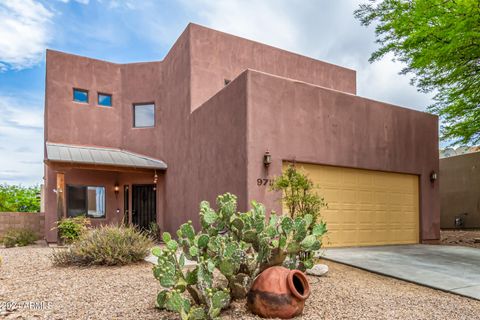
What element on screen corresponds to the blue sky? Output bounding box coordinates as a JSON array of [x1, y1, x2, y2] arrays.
[[0, 0, 435, 185]]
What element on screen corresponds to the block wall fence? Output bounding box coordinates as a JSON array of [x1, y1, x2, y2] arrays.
[[0, 212, 45, 239]]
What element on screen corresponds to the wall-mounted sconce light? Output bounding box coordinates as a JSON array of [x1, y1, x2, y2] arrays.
[[263, 150, 272, 167], [153, 170, 158, 184], [114, 183, 120, 198], [430, 171, 438, 182]]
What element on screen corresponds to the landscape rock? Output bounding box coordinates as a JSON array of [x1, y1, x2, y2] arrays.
[[306, 264, 329, 276]]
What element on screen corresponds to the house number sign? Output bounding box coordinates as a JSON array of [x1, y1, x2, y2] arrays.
[[257, 178, 273, 186]]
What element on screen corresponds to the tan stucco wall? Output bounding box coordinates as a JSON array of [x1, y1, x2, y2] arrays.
[[0, 212, 45, 239], [440, 152, 480, 229]]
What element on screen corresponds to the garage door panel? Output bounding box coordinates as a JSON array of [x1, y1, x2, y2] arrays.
[[341, 189, 356, 203], [290, 163, 419, 247], [322, 189, 341, 202], [358, 211, 374, 224]]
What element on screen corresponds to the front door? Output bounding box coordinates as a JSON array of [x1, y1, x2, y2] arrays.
[[132, 184, 156, 230]]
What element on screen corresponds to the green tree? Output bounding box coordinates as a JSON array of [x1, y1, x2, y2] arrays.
[[355, 0, 480, 145], [0, 184, 41, 212]]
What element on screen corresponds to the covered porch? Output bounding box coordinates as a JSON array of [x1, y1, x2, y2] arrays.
[[43, 142, 167, 242]]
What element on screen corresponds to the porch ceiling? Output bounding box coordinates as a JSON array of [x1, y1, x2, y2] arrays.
[[45, 142, 167, 170]]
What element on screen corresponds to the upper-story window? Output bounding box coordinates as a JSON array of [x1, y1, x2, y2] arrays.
[[133, 103, 155, 128], [98, 93, 112, 107], [73, 88, 88, 103]]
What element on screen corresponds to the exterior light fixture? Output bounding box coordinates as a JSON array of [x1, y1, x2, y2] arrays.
[[114, 183, 120, 198], [263, 151, 272, 167], [153, 170, 158, 184], [430, 171, 437, 182]]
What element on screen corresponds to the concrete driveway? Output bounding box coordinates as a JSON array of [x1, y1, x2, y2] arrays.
[[323, 244, 480, 300]]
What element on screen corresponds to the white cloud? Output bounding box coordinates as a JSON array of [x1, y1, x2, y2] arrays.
[[0, 95, 44, 185], [188, 0, 301, 53], [0, 0, 53, 70], [105, 0, 135, 9], [181, 0, 433, 111], [60, 0, 135, 8], [56, 0, 90, 4]]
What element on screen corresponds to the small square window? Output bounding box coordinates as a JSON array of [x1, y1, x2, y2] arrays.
[[73, 88, 88, 103], [133, 103, 155, 128], [98, 93, 112, 107]]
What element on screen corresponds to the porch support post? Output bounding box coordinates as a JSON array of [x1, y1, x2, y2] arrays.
[[56, 172, 65, 223]]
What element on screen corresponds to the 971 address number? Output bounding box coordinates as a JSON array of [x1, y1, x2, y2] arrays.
[[257, 178, 273, 186]]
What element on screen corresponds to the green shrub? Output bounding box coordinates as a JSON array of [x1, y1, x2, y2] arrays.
[[55, 216, 91, 244], [152, 193, 328, 319], [51, 225, 153, 266], [2, 229, 38, 248]]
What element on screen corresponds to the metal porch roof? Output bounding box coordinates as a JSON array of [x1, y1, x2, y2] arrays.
[[45, 142, 167, 170]]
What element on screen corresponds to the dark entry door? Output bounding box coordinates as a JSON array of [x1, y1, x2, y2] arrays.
[[132, 184, 156, 230]]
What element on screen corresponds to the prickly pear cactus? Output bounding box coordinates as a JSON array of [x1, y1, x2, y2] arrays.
[[152, 193, 327, 319]]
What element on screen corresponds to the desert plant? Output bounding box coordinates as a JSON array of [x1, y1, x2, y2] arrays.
[[2, 229, 38, 248], [51, 225, 153, 266], [152, 193, 327, 319], [271, 164, 328, 264], [271, 163, 327, 226], [55, 216, 91, 244], [145, 221, 161, 241]]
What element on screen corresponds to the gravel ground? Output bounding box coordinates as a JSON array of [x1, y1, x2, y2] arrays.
[[441, 229, 480, 249], [1, 247, 480, 320]]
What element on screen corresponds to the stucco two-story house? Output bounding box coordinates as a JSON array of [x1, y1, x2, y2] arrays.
[[43, 23, 440, 246]]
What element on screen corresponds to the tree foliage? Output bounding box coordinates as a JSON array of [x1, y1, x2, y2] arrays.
[[0, 184, 41, 212], [355, 0, 480, 145]]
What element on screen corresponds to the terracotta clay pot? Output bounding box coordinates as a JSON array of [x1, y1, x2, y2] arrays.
[[247, 266, 310, 319]]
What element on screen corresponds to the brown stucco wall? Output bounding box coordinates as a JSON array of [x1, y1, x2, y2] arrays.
[[44, 166, 163, 242], [188, 24, 356, 110], [0, 212, 45, 239], [45, 50, 124, 148], [440, 152, 480, 229], [244, 70, 440, 242], [121, 61, 163, 157], [187, 72, 249, 229], [156, 26, 194, 233], [44, 23, 439, 243]]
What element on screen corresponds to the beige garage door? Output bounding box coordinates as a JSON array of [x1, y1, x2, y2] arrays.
[[292, 163, 419, 247]]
